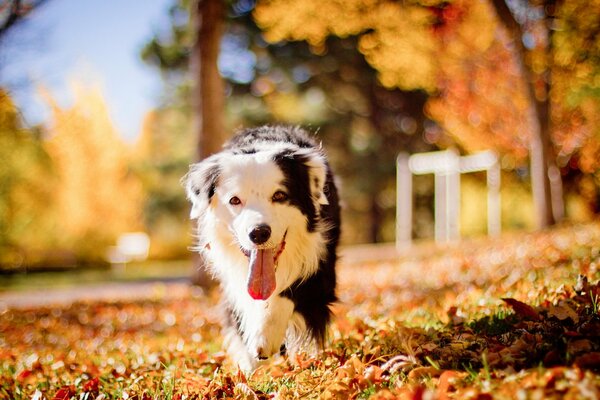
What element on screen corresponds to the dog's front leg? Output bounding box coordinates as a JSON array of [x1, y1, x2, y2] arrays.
[[246, 295, 295, 360]]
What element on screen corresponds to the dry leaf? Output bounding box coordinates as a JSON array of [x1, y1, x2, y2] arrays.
[[502, 298, 541, 320], [574, 352, 600, 369], [547, 303, 579, 323], [407, 366, 442, 380]]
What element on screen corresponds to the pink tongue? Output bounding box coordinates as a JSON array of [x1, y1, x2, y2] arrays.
[[247, 249, 276, 300]]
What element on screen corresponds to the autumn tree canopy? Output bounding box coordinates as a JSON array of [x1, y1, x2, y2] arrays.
[[0, 89, 54, 267], [41, 83, 144, 263], [254, 0, 600, 224]]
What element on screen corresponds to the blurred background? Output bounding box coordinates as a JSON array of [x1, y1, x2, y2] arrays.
[[1, 0, 599, 278]]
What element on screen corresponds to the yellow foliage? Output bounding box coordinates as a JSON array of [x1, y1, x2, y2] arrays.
[[255, 0, 498, 92], [41, 82, 143, 257], [132, 106, 199, 259], [358, 4, 437, 91], [254, 0, 373, 46], [0, 89, 56, 266], [460, 174, 535, 236]]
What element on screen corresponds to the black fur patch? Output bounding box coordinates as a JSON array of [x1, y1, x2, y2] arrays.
[[281, 166, 340, 346], [273, 149, 319, 232], [204, 164, 221, 201]]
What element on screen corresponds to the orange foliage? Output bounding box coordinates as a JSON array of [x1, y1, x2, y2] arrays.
[[255, 0, 600, 173], [427, 29, 533, 162]]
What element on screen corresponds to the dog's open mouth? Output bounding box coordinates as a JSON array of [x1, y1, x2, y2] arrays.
[[242, 230, 287, 301]]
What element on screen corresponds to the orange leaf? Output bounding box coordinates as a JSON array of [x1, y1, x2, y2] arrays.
[[437, 370, 466, 399], [83, 377, 99, 393], [407, 366, 442, 380]]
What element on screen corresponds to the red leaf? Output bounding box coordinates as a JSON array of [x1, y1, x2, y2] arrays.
[[52, 385, 75, 400], [502, 298, 541, 321], [83, 377, 99, 393], [16, 369, 33, 382]]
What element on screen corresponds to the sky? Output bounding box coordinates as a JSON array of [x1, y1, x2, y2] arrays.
[[0, 0, 174, 141]]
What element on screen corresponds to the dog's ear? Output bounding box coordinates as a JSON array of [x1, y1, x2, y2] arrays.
[[295, 148, 329, 206], [182, 155, 221, 219]]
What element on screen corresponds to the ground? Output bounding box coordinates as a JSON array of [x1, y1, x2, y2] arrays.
[[1, 222, 600, 399]]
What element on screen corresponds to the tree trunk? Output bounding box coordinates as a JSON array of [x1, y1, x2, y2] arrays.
[[491, 0, 563, 228], [190, 0, 227, 160], [369, 192, 382, 243], [189, 0, 226, 288]]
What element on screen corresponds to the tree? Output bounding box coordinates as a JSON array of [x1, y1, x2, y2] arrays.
[[0, 0, 48, 39], [0, 89, 54, 268], [41, 83, 144, 262], [254, 0, 600, 228], [490, 0, 560, 227], [133, 107, 195, 259], [142, 0, 227, 161], [254, 35, 437, 242], [142, 0, 228, 284], [190, 0, 227, 159], [142, 1, 439, 243]]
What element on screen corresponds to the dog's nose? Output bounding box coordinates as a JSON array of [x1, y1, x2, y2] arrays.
[[249, 224, 271, 245]]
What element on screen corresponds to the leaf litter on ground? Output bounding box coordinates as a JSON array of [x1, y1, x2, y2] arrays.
[[1, 222, 600, 399]]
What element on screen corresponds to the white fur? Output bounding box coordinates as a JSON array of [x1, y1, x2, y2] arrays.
[[185, 146, 329, 371]]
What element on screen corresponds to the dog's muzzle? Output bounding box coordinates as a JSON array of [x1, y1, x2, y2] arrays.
[[243, 230, 287, 301], [249, 224, 271, 245]]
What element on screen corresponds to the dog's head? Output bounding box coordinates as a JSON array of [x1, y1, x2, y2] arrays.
[[183, 146, 329, 299]]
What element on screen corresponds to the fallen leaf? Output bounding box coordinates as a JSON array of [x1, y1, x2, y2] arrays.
[[234, 382, 259, 400], [364, 365, 384, 384], [16, 369, 33, 382], [437, 370, 466, 399], [502, 298, 541, 321], [567, 339, 593, 356], [574, 352, 600, 369], [543, 367, 566, 388], [407, 366, 442, 380], [52, 386, 75, 400], [83, 377, 100, 393], [547, 303, 579, 323], [321, 381, 353, 400]]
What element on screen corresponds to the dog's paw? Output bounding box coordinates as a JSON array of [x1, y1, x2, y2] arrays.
[[250, 338, 282, 361]]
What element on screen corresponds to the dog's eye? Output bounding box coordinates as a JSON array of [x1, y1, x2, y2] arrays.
[[272, 191, 288, 203], [229, 196, 241, 206]]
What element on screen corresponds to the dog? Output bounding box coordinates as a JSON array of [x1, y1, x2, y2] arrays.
[[183, 125, 340, 371]]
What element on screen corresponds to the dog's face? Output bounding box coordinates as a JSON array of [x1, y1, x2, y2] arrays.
[[213, 152, 292, 252], [184, 146, 329, 300]]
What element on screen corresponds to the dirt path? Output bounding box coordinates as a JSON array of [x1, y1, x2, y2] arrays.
[[0, 279, 195, 310], [0, 243, 403, 310]]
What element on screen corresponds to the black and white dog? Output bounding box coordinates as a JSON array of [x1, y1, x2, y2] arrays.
[[183, 125, 340, 371]]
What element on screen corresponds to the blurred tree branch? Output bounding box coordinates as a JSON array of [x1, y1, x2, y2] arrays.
[[0, 0, 48, 39]]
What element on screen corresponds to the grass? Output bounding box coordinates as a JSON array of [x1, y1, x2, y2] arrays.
[[1, 222, 600, 399], [0, 260, 192, 292]]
